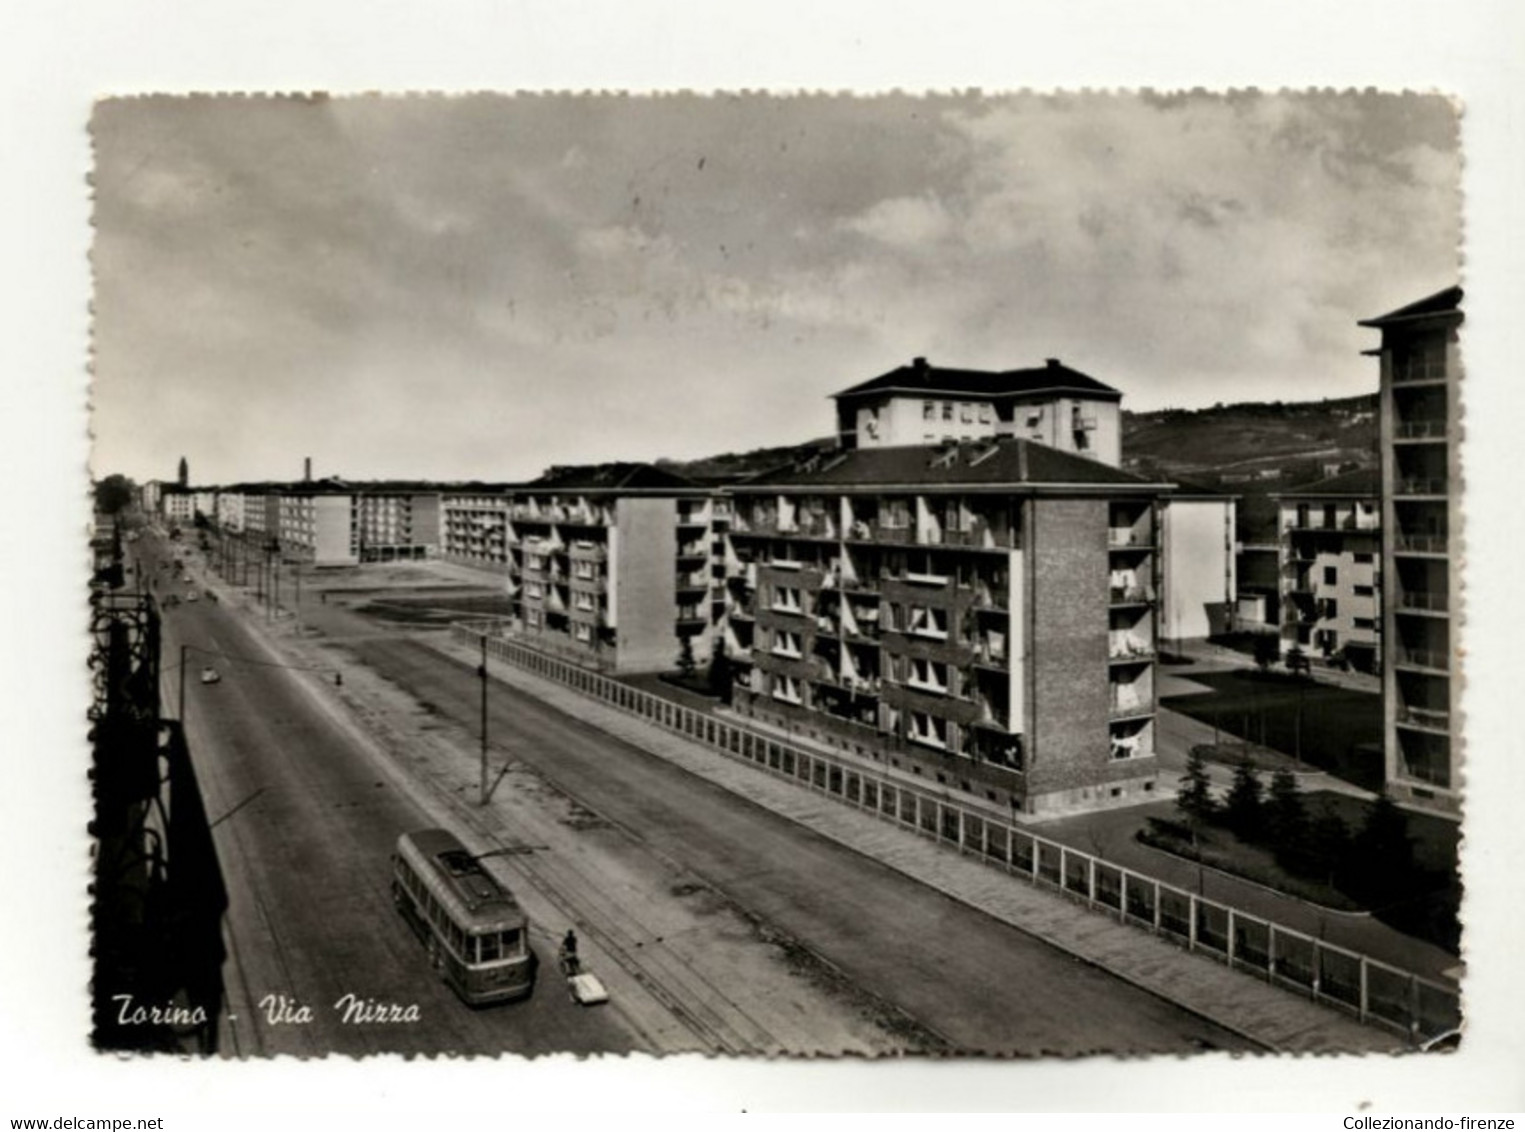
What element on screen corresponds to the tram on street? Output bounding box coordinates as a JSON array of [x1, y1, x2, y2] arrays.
[[391, 828, 536, 1005]]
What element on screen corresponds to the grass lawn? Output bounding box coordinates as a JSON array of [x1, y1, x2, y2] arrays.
[[1162, 669, 1382, 783], [356, 593, 518, 624], [1136, 818, 1362, 910], [1301, 791, 1462, 953]]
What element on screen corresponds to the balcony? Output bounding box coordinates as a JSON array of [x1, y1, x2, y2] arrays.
[[1394, 646, 1450, 672], [903, 569, 950, 586], [937, 521, 1017, 550], [1391, 359, 1448, 385], [1108, 632, 1154, 663], [972, 643, 1008, 669], [1108, 586, 1154, 606], [676, 544, 709, 562], [1393, 533, 1448, 555], [971, 697, 1012, 731], [1394, 419, 1448, 441], [1395, 477, 1449, 498], [793, 515, 838, 540], [1396, 705, 1451, 733], [1396, 591, 1448, 615], [1108, 690, 1152, 721], [1108, 529, 1153, 549]]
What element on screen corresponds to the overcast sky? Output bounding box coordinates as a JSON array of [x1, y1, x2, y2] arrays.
[[90, 91, 1460, 486]]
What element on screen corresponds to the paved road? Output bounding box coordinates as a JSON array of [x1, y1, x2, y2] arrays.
[[326, 623, 1256, 1055], [141, 534, 636, 1056]]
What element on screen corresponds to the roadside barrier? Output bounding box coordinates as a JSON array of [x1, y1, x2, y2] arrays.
[[453, 620, 1460, 1041]]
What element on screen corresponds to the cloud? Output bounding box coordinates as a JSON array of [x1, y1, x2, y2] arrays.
[[88, 93, 1461, 483]]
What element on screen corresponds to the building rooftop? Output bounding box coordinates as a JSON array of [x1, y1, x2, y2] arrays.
[[1272, 467, 1380, 499], [526, 462, 704, 493], [736, 437, 1171, 493], [1358, 285, 1463, 328], [832, 356, 1123, 403]]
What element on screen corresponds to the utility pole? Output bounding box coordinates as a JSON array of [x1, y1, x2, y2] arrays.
[[479, 634, 489, 805], [179, 643, 188, 722]]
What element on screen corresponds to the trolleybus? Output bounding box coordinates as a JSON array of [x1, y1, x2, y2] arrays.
[[391, 829, 536, 1005]]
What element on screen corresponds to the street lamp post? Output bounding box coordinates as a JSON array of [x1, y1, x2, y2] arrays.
[[179, 643, 189, 722], [478, 634, 489, 805]]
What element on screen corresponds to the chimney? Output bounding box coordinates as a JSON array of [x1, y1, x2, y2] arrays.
[[1046, 357, 1061, 370], [912, 356, 928, 374], [304, 457, 312, 482]]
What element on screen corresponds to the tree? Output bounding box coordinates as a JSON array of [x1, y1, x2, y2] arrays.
[[706, 635, 732, 703], [1266, 767, 1306, 846], [1252, 634, 1279, 672], [1304, 807, 1350, 889], [1223, 758, 1265, 841], [1176, 747, 1216, 844], [676, 633, 697, 680], [93, 474, 136, 516], [1349, 793, 1415, 901], [1285, 644, 1312, 677]]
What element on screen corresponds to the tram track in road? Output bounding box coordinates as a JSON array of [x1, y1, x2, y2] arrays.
[[290, 619, 949, 1055], [356, 700, 796, 1056], [206, 559, 1261, 1057]]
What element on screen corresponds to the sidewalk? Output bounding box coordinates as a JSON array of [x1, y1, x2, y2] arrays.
[[431, 632, 1410, 1053], [605, 642, 1451, 984]]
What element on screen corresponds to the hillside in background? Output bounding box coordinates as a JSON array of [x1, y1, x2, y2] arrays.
[[661, 438, 836, 484], [659, 396, 1377, 544], [1122, 393, 1378, 543]]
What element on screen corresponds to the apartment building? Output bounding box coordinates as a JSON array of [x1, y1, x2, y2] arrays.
[[215, 489, 246, 533], [723, 438, 1171, 817], [1158, 487, 1238, 644], [139, 480, 162, 516], [441, 488, 514, 574], [355, 489, 441, 562], [160, 488, 194, 526], [277, 486, 359, 567], [832, 356, 1123, 466], [1362, 286, 1462, 814], [442, 465, 726, 673], [1273, 469, 1382, 671]]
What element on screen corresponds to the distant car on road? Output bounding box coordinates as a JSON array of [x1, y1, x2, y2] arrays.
[[199, 666, 221, 685]]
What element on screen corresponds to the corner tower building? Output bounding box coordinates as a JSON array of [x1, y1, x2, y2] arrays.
[[1362, 286, 1462, 814]]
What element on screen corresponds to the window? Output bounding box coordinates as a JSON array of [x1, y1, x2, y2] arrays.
[[1353, 617, 1376, 630], [574, 592, 595, 611], [771, 629, 802, 658], [923, 400, 936, 421], [772, 585, 803, 613], [1354, 552, 1374, 564], [1354, 584, 1375, 597], [977, 403, 991, 424], [960, 403, 973, 423], [772, 674, 802, 704], [1026, 409, 1043, 427], [1323, 566, 1338, 585], [908, 657, 949, 693], [906, 604, 948, 639], [908, 711, 947, 748], [942, 402, 954, 421], [573, 623, 592, 642]]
